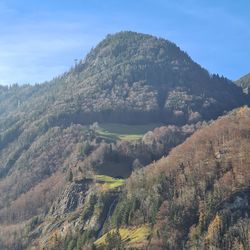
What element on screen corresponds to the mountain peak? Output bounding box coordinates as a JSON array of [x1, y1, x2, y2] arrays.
[[53, 31, 246, 125], [83, 31, 191, 71]]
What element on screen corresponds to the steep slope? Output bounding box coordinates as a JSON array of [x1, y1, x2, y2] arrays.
[[0, 122, 200, 249], [236, 72, 250, 94], [100, 106, 250, 250], [25, 107, 250, 250]]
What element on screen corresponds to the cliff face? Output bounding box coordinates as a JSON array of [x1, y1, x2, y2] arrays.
[[28, 178, 122, 250], [49, 179, 92, 216]]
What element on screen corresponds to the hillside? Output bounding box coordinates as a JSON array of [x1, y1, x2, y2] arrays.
[[23, 107, 250, 250], [0, 31, 249, 250], [236, 72, 250, 94], [111, 106, 250, 250]]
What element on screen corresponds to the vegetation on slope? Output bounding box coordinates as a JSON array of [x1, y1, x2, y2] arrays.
[[0, 32, 247, 199], [95, 175, 125, 190], [236, 72, 250, 94], [29, 107, 250, 250], [95, 224, 150, 248], [0, 120, 198, 249], [105, 106, 250, 249], [95, 123, 161, 141], [0, 31, 249, 250]]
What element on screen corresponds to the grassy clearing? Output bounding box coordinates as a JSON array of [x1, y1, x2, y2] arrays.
[[95, 175, 125, 190], [96, 123, 161, 141], [95, 224, 150, 247]]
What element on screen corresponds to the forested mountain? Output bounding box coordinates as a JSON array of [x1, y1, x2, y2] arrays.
[[0, 31, 249, 250], [236, 72, 250, 94], [0, 32, 247, 126]]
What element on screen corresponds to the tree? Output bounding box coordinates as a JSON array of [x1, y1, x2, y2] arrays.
[[105, 230, 124, 250], [67, 169, 73, 182]]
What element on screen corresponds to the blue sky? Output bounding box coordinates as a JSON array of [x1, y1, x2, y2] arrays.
[[0, 0, 249, 85]]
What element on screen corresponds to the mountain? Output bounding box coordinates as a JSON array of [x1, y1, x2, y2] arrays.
[[0, 31, 249, 250], [236, 72, 250, 94], [0, 32, 247, 126], [48, 31, 246, 125]]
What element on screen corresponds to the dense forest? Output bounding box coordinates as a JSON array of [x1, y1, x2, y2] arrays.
[[0, 31, 249, 250]]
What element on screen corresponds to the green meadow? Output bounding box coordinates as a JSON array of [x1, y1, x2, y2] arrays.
[[95, 123, 161, 141]]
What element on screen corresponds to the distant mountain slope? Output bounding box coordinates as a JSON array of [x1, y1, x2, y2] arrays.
[[236, 72, 250, 93]]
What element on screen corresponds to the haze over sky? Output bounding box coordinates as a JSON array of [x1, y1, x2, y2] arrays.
[[0, 0, 249, 85]]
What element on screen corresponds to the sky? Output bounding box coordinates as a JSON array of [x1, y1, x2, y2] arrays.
[[0, 0, 249, 85]]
